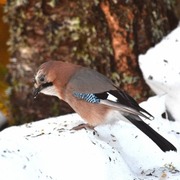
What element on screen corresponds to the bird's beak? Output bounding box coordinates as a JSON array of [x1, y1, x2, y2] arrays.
[[33, 87, 40, 98], [33, 84, 42, 98], [33, 81, 53, 98]]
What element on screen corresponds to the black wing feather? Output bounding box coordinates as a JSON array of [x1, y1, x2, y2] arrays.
[[109, 90, 154, 119], [95, 89, 153, 120]]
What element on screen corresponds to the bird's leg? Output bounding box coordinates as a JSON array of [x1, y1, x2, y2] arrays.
[[71, 123, 99, 136], [71, 124, 99, 136], [71, 123, 94, 131]]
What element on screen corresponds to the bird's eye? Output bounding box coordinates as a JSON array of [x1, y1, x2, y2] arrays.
[[39, 75, 45, 83]]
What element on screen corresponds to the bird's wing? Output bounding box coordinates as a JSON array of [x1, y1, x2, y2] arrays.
[[68, 67, 153, 120], [67, 67, 116, 93]]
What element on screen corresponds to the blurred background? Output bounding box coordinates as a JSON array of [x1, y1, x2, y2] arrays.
[[0, 0, 179, 129]]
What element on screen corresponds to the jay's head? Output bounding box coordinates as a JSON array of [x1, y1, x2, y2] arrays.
[[33, 61, 80, 98], [33, 61, 60, 98]]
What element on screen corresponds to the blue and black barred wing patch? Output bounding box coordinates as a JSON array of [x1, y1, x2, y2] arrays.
[[73, 91, 111, 104], [73, 92, 100, 104]]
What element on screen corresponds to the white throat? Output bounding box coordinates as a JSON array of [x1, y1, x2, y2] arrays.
[[41, 86, 61, 99]]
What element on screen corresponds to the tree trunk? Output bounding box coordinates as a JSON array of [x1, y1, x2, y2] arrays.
[[4, 0, 178, 125]]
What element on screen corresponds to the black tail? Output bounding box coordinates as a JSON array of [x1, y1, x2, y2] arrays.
[[126, 116, 177, 152]]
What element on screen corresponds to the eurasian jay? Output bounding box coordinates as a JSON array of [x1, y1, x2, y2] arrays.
[[33, 60, 177, 152]]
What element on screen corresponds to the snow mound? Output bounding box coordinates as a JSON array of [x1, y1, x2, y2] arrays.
[[139, 25, 180, 121], [0, 96, 180, 180]]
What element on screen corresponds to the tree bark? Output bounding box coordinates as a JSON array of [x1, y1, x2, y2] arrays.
[[4, 0, 178, 125]]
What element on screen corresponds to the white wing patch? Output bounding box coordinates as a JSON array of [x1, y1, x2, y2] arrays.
[[107, 92, 118, 102]]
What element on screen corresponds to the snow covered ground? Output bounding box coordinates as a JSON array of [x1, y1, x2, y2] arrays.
[[1, 24, 180, 180], [0, 95, 179, 180]]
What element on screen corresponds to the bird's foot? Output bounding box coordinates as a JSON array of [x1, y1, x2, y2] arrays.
[[71, 123, 99, 136], [71, 123, 94, 131]]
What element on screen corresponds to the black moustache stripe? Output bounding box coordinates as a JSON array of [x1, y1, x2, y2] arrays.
[[42, 82, 53, 88]]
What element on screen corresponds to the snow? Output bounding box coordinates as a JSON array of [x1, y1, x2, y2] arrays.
[[139, 25, 180, 121], [139, 26, 180, 94], [1, 25, 180, 180], [0, 95, 180, 180]]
